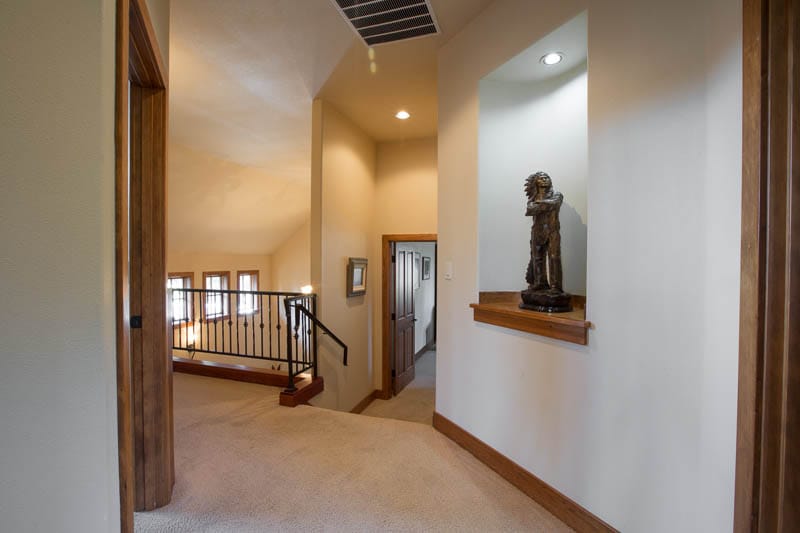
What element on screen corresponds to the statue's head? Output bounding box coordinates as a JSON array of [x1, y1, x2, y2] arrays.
[[525, 172, 553, 200]]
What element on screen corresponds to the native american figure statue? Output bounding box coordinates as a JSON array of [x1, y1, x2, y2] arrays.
[[520, 172, 572, 312]]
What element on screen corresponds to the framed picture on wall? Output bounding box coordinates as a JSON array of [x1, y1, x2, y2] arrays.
[[413, 252, 421, 290], [422, 256, 431, 280], [347, 257, 368, 297]]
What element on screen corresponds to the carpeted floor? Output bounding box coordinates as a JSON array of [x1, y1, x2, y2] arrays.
[[134, 373, 571, 532], [361, 349, 436, 425]]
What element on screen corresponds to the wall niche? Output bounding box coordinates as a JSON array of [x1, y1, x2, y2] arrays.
[[475, 11, 589, 344]]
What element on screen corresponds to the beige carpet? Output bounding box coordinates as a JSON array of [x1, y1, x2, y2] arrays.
[[362, 349, 436, 425], [134, 373, 571, 532]]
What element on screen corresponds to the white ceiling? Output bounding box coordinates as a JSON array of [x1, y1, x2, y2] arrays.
[[485, 11, 588, 84], [168, 0, 495, 254]]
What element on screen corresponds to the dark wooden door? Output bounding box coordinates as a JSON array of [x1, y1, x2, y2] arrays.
[[392, 247, 415, 394]]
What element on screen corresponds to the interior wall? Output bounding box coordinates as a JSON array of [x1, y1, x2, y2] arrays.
[[479, 65, 588, 295], [0, 0, 119, 530], [397, 242, 437, 353], [270, 219, 311, 293], [311, 101, 377, 411], [437, 1, 741, 531], [371, 137, 438, 389], [167, 251, 272, 289]]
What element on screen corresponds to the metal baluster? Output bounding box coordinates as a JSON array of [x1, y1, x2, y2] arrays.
[[312, 294, 318, 379], [251, 294, 256, 358], [294, 300, 302, 370], [277, 296, 282, 361], [204, 290, 210, 351], [268, 295, 273, 359], [284, 298, 295, 392], [211, 290, 216, 352], [227, 292, 233, 355], [259, 294, 264, 358], [243, 309, 248, 357]]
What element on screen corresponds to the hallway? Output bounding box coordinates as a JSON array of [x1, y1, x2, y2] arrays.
[[135, 373, 569, 532], [362, 349, 436, 425]]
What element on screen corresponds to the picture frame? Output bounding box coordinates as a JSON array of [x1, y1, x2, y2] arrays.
[[413, 252, 421, 290], [422, 256, 431, 280], [347, 257, 368, 297]]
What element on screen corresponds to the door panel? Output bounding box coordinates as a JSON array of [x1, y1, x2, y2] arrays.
[[393, 249, 415, 394]]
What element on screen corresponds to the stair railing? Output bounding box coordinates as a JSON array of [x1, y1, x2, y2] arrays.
[[283, 295, 348, 393]]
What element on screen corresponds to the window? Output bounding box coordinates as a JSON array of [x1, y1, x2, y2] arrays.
[[237, 270, 259, 314], [168, 273, 193, 324], [203, 271, 230, 319]]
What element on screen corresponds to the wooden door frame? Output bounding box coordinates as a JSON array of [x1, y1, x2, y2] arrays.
[[735, 0, 800, 530], [380, 234, 437, 399], [116, 0, 171, 530]]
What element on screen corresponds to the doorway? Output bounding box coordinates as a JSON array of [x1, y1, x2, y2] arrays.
[[370, 234, 437, 424]]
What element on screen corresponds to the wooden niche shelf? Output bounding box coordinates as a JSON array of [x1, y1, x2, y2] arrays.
[[470, 292, 590, 345]]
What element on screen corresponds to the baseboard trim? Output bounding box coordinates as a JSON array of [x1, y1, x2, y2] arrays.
[[432, 412, 617, 533], [350, 390, 378, 413], [414, 340, 436, 361]]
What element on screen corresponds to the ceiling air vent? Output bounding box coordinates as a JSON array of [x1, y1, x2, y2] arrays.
[[331, 0, 440, 46]]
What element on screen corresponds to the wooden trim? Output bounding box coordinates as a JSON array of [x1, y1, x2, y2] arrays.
[[117, 0, 171, 518], [381, 234, 437, 398], [735, 1, 765, 528], [350, 390, 378, 413], [414, 339, 435, 361], [735, 0, 800, 530], [469, 291, 590, 346], [115, 1, 133, 530], [236, 270, 260, 288], [173, 356, 301, 387], [128, 0, 166, 87], [168, 271, 194, 284], [433, 412, 617, 533], [279, 377, 325, 407]]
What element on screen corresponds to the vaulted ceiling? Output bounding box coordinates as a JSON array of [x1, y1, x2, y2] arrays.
[[168, 0, 494, 255]]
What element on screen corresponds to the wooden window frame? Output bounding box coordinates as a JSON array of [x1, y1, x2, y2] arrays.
[[202, 271, 231, 320], [167, 272, 193, 328], [236, 270, 260, 315]]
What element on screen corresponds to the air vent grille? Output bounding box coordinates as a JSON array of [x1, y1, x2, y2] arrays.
[[332, 0, 440, 46]]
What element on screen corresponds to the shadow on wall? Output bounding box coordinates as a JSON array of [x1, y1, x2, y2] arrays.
[[560, 201, 587, 296]]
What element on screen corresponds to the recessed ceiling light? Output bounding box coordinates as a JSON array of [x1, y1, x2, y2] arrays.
[[395, 110, 410, 120], [540, 52, 564, 66]]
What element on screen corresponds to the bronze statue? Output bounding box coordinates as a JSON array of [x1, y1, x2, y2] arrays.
[[520, 172, 572, 312]]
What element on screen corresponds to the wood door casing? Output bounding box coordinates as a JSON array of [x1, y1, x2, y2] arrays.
[[735, 0, 800, 530], [392, 248, 416, 394]]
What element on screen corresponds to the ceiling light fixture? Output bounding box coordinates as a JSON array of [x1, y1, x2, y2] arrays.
[[540, 52, 564, 66], [395, 110, 411, 120]]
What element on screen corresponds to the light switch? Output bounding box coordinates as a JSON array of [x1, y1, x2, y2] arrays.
[[443, 261, 453, 280]]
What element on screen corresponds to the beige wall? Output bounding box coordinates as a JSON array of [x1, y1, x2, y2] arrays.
[[311, 107, 438, 410], [371, 137, 438, 389], [270, 219, 311, 293], [0, 0, 120, 529], [168, 251, 272, 290], [437, 1, 741, 531], [312, 101, 377, 411]]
